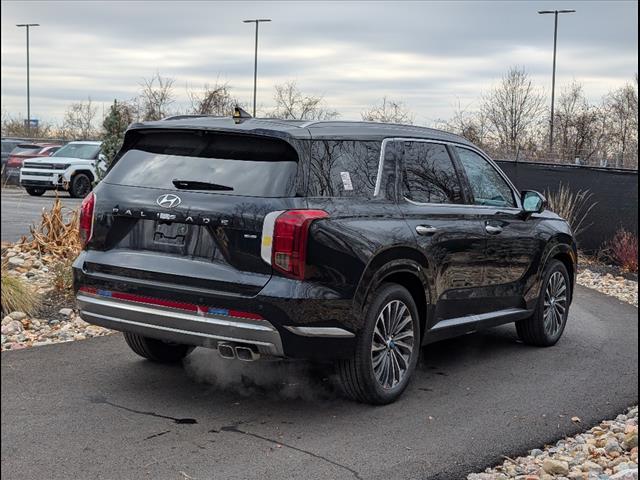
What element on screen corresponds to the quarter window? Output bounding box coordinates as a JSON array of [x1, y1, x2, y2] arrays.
[[307, 140, 381, 197], [400, 142, 462, 204], [455, 147, 516, 208]]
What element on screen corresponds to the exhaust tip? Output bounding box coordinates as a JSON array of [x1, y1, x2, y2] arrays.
[[218, 343, 235, 359], [235, 346, 260, 362]]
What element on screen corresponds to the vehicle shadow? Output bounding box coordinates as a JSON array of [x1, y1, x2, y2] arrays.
[[100, 324, 527, 414]]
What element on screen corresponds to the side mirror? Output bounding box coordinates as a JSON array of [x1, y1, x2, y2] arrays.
[[98, 153, 107, 162], [521, 190, 547, 214]]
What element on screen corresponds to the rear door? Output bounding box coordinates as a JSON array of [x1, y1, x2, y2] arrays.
[[87, 129, 306, 297], [391, 140, 488, 325]]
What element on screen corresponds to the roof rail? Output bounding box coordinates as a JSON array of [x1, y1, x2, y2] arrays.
[[162, 114, 224, 121]]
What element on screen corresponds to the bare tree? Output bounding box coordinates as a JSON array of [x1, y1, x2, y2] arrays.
[[61, 98, 98, 139], [602, 78, 638, 167], [361, 97, 415, 124], [553, 82, 605, 163], [187, 80, 238, 116], [481, 66, 546, 151], [439, 99, 489, 146], [1, 114, 54, 139], [139, 72, 175, 121], [268, 81, 339, 120]]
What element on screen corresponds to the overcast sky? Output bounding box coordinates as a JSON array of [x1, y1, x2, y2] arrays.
[[1, 1, 637, 126]]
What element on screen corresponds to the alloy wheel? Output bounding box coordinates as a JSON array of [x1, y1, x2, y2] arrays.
[[543, 271, 568, 337], [371, 300, 415, 389]]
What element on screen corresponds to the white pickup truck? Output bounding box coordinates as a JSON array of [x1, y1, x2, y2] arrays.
[[19, 141, 105, 198]]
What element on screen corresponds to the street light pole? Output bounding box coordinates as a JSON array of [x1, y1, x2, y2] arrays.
[[538, 10, 575, 151], [243, 19, 271, 117], [16, 23, 40, 136]]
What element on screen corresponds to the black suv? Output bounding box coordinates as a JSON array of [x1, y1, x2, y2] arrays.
[[73, 116, 577, 404]]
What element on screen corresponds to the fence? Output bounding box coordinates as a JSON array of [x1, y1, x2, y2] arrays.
[[497, 160, 638, 252], [489, 148, 638, 171]]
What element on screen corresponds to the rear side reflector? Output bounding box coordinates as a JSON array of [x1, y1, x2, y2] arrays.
[[78, 287, 264, 321], [79, 192, 96, 247], [270, 210, 328, 280]]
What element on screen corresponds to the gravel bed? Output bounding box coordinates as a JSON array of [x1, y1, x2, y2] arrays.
[[1, 245, 112, 351], [468, 406, 639, 480], [577, 269, 638, 307]]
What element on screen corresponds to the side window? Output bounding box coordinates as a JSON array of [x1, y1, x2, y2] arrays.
[[307, 140, 381, 197], [455, 147, 516, 208], [400, 142, 462, 204]]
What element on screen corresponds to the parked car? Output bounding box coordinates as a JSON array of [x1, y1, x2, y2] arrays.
[[4, 144, 62, 184], [19, 141, 103, 197], [1, 138, 28, 167], [73, 116, 577, 404], [2, 141, 40, 182]]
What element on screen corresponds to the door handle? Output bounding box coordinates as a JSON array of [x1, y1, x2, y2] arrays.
[[485, 224, 503, 235], [416, 225, 438, 235]]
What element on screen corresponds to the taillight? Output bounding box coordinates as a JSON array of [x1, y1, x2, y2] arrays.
[[6, 156, 23, 167], [79, 192, 95, 247], [269, 210, 328, 279]]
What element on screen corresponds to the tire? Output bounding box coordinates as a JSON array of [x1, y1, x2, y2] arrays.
[[337, 283, 421, 405], [25, 187, 46, 196], [516, 259, 571, 347], [69, 173, 92, 198], [123, 332, 194, 363]]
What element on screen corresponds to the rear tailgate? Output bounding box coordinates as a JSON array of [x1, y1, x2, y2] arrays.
[[81, 129, 307, 297]]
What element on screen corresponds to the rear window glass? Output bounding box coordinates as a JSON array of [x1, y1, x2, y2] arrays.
[[11, 145, 41, 154], [104, 131, 299, 197], [307, 140, 381, 197]]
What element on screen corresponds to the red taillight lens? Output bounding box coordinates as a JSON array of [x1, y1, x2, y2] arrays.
[[79, 192, 95, 247], [6, 156, 23, 167], [272, 210, 328, 279]]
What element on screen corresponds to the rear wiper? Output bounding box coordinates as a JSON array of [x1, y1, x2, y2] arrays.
[[172, 179, 234, 191]]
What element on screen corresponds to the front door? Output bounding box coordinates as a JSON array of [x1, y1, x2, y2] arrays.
[[452, 146, 541, 312]]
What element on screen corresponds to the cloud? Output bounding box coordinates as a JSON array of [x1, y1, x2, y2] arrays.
[[1, 0, 637, 125]]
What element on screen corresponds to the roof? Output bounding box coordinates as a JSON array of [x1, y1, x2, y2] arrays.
[[128, 117, 474, 146], [67, 140, 102, 145]]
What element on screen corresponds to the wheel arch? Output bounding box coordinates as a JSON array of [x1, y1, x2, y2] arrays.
[[542, 238, 577, 304], [353, 246, 432, 340]]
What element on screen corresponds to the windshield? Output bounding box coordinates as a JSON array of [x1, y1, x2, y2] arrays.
[[11, 145, 41, 155], [53, 143, 100, 160]]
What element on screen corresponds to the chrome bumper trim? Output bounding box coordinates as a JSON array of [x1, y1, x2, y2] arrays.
[[76, 292, 284, 356], [284, 326, 355, 338]]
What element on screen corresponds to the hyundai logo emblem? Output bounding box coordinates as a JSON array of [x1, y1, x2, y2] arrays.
[[156, 193, 182, 208]]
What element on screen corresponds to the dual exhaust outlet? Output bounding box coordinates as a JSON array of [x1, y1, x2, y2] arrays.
[[218, 342, 260, 362]]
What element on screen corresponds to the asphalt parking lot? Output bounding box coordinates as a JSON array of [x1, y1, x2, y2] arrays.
[[0, 187, 82, 242], [1, 286, 637, 480]]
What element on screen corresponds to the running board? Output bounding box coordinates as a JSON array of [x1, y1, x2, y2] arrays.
[[424, 308, 532, 344]]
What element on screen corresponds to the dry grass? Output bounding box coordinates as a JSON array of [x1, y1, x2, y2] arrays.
[[51, 257, 74, 293], [1, 262, 37, 316], [545, 184, 597, 239], [16, 195, 81, 260]]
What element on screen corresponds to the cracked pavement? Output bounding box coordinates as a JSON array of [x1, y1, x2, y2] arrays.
[[1, 286, 637, 480]]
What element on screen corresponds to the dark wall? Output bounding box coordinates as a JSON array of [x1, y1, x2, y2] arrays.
[[496, 161, 638, 251]]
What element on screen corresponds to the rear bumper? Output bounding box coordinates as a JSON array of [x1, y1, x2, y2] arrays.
[[73, 251, 359, 360], [77, 290, 285, 356]]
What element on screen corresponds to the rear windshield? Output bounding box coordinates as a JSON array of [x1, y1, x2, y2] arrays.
[[11, 145, 41, 154], [104, 130, 299, 197]]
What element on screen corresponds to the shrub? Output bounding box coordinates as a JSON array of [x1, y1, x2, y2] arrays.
[[16, 196, 81, 260], [51, 257, 74, 293], [604, 228, 638, 273], [1, 264, 36, 316], [545, 184, 597, 239]]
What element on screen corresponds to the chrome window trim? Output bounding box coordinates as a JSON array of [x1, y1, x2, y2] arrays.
[[373, 137, 522, 210]]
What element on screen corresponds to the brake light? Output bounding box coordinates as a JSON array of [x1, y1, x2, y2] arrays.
[[270, 210, 328, 279], [79, 192, 95, 247]]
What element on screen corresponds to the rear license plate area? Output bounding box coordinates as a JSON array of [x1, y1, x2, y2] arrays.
[[153, 222, 189, 246]]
